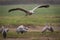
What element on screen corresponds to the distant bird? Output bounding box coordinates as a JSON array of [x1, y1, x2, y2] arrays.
[[16, 25, 28, 34], [8, 4, 49, 16], [1, 26, 9, 39], [42, 24, 54, 33]]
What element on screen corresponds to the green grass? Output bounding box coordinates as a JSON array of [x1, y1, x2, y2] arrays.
[[0, 31, 60, 40], [0, 4, 60, 26], [0, 4, 60, 40]]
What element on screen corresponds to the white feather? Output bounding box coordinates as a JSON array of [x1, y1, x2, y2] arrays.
[[30, 5, 41, 12]]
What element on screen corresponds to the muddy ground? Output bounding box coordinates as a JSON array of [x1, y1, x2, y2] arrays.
[[0, 25, 60, 40]]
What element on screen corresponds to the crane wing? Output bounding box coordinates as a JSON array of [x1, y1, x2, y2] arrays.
[[39, 5, 49, 8], [8, 8, 28, 13], [31, 5, 49, 12]]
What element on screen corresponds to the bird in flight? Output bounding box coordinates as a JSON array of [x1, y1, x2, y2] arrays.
[[8, 4, 49, 16]]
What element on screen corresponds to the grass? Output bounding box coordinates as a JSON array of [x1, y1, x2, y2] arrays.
[[0, 31, 60, 40], [0, 4, 60, 40], [0, 4, 60, 26]]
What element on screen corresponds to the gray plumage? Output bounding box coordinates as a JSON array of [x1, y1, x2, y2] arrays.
[[16, 25, 28, 34], [1, 26, 9, 38], [42, 24, 54, 33]]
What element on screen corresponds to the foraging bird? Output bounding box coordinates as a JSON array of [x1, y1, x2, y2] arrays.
[[8, 4, 49, 16], [16, 25, 28, 34], [1, 26, 9, 38], [42, 24, 54, 33]]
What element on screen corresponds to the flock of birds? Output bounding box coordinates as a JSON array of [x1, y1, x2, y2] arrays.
[[0, 4, 53, 39], [8, 4, 49, 16], [0, 25, 29, 38], [0, 24, 54, 39]]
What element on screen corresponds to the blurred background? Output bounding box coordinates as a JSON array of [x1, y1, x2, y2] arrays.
[[0, 0, 60, 5]]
